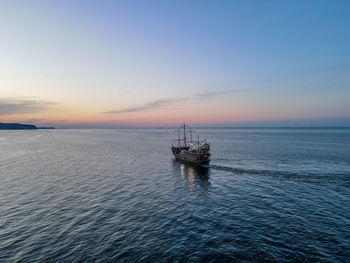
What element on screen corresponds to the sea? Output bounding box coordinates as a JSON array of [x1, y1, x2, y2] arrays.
[[0, 128, 349, 262]]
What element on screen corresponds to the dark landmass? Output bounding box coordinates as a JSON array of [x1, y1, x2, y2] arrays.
[[0, 123, 37, 130]]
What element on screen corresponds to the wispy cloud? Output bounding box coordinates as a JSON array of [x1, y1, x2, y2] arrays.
[[103, 97, 190, 114], [195, 88, 252, 98], [104, 88, 253, 114], [0, 97, 57, 116]]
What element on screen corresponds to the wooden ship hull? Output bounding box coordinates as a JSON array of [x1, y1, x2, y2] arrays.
[[172, 147, 211, 165], [171, 124, 211, 166]]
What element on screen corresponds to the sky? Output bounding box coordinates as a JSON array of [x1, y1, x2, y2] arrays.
[[0, 0, 349, 127]]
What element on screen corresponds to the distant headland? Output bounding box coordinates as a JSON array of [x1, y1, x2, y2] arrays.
[[0, 123, 55, 130]]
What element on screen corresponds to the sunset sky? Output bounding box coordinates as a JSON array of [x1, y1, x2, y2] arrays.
[[1, 0, 349, 127]]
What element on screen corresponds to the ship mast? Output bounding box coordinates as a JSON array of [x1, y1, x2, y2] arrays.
[[190, 127, 193, 143], [183, 123, 187, 147]]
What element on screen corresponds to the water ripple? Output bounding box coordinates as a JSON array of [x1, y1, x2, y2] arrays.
[[0, 129, 349, 262]]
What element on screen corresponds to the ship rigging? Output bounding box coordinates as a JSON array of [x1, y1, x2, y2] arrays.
[[171, 124, 211, 165]]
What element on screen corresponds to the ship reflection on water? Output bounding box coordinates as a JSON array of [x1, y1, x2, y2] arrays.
[[173, 160, 211, 191]]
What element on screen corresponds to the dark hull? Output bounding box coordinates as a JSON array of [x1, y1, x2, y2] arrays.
[[173, 153, 210, 165]]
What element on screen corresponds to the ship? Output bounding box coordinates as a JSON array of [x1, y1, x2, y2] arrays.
[[171, 124, 211, 165]]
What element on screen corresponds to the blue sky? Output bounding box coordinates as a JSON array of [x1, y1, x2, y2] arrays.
[[0, 0, 349, 127]]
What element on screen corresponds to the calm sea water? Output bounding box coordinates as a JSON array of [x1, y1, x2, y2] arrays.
[[1, 128, 349, 262]]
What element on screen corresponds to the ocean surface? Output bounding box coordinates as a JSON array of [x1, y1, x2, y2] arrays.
[[1, 128, 350, 262]]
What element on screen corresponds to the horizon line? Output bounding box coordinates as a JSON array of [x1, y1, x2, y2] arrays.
[[40, 126, 350, 129]]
